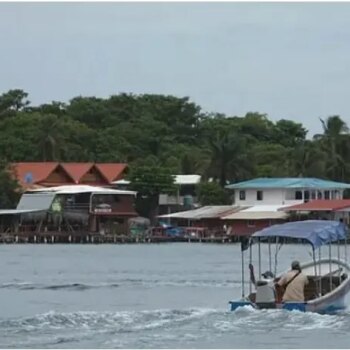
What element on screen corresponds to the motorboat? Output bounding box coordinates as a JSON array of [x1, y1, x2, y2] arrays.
[[229, 220, 350, 314]]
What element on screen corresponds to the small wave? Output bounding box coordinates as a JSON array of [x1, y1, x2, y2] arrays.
[[0, 279, 240, 291]]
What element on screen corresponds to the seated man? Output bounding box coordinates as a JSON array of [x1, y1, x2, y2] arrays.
[[249, 264, 276, 304], [277, 260, 309, 302]]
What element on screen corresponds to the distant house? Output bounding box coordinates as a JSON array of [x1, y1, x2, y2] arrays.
[[10, 162, 128, 189], [226, 177, 350, 207], [222, 177, 350, 236], [0, 185, 137, 236], [113, 174, 202, 215]]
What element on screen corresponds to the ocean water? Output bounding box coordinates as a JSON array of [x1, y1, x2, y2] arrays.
[[0, 243, 349, 348]]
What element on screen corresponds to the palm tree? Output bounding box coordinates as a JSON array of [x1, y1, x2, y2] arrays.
[[314, 116, 349, 181], [291, 141, 327, 178], [206, 129, 251, 187], [38, 114, 64, 161]]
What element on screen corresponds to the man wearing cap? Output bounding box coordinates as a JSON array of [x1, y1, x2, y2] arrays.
[[249, 264, 276, 304], [277, 260, 309, 302], [249, 264, 275, 286]]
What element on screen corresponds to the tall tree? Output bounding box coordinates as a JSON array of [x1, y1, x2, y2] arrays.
[[128, 165, 176, 223], [206, 127, 251, 187], [0, 161, 20, 209], [315, 116, 349, 180]]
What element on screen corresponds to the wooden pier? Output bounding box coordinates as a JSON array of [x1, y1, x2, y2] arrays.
[[0, 232, 239, 244]]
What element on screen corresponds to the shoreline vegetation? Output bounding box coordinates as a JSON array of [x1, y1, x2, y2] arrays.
[[1, 89, 350, 227]]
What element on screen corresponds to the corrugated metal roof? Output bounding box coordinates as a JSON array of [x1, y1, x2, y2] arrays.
[[226, 177, 350, 190], [174, 175, 201, 185], [0, 209, 44, 216], [112, 175, 201, 186], [158, 206, 240, 219], [223, 211, 288, 220], [112, 179, 131, 185], [222, 204, 290, 220], [282, 199, 350, 212], [16, 193, 55, 211], [28, 185, 136, 196], [241, 204, 292, 212]]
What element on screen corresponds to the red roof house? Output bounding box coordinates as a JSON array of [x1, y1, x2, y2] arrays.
[[11, 162, 128, 189]]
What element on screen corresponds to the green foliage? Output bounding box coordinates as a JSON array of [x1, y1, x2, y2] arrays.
[[128, 165, 176, 196], [0, 88, 350, 197], [197, 182, 231, 205], [0, 162, 20, 209], [127, 165, 176, 222]]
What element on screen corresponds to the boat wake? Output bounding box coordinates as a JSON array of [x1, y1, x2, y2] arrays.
[[0, 306, 349, 348]]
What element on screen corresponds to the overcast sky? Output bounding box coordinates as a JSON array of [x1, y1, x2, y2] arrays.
[[1, 2, 350, 135]]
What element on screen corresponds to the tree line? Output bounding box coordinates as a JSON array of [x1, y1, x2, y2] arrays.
[[0, 88, 349, 210]]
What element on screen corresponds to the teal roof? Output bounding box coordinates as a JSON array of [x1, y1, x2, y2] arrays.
[[226, 177, 350, 190]]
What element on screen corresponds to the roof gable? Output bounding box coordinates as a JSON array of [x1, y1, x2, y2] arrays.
[[11, 162, 59, 186], [11, 162, 128, 187], [60, 163, 94, 183], [95, 163, 127, 182]]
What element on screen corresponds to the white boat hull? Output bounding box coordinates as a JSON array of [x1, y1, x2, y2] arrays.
[[230, 258, 350, 314]]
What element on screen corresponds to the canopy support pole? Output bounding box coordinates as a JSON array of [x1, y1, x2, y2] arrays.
[[268, 238, 272, 273], [318, 247, 321, 276], [274, 237, 279, 277], [241, 246, 245, 299], [258, 239, 262, 277], [329, 243, 333, 292], [312, 248, 320, 297], [249, 243, 252, 295], [345, 233, 348, 263], [338, 239, 341, 285]]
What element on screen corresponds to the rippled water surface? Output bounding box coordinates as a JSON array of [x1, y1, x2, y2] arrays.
[[0, 243, 349, 348]]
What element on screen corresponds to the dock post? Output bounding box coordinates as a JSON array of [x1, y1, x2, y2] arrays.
[[34, 235, 37, 243], [68, 235, 72, 243], [15, 236, 18, 243], [91, 236, 94, 244], [52, 235, 54, 243]]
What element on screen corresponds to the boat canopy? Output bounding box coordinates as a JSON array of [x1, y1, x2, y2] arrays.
[[252, 220, 348, 249]]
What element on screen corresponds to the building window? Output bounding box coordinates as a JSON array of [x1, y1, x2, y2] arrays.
[[256, 190, 263, 201], [239, 190, 246, 200], [324, 190, 330, 200], [304, 190, 310, 202], [317, 191, 322, 199], [311, 190, 316, 200], [295, 191, 303, 200], [247, 220, 255, 227]]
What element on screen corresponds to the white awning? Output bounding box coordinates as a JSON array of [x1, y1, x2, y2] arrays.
[[223, 211, 288, 220], [27, 185, 136, 196]]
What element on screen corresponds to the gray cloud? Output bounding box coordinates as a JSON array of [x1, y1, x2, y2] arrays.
[[1, 2, 350, 135]]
